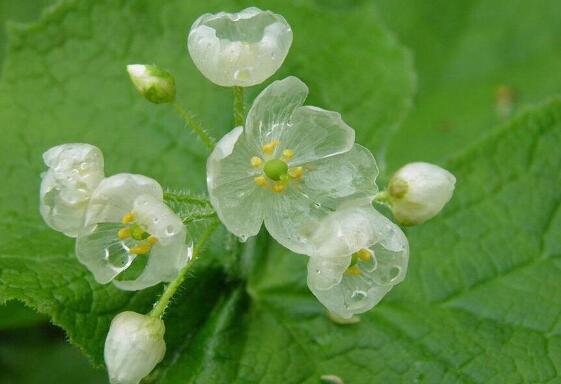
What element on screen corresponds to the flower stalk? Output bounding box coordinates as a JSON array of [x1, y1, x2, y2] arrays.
[[149, 219, 220, 319], [172, 101, 215, 150], [233, 86, 245, 127]]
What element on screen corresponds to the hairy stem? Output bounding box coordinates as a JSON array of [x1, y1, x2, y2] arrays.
[[233, 86, 245, 127], [172, 101, 215, 150], [149, 219, 220, 319], [164, 191, 211, 206]]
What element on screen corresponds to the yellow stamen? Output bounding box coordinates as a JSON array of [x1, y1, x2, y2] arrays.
[[262, 140, 281, 155], [121, 212, 135, 224], [281, 149, 294, 160], [254, 176, 268, 187], [356, 248, 372, 262], [272, 182, 286, 193], [130, 243, 151, 255], [346, 265, 362, 276], [250, 156, 263, 168], [289, 166, 304, 179], [118, 227, 131, 240], [147, 236, 158, 245]]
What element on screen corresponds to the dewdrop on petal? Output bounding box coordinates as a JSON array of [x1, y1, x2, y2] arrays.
[[104, 311, 166, 384], [188, 7, 292, 87], [127, 64, 176, 104], [40, 143, 104, 237], [387, 162, 456, 225]]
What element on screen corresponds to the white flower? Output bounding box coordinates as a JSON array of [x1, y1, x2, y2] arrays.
[[104, 311, 166, 384], [307, 205, 409, 319], [75, 173, 192, 291], [207, 76, 379, 254], [387, 162, 456, 225], [188, 7, 292, 87], [127, 64, 176, 104], [40, 143, 104, 237]]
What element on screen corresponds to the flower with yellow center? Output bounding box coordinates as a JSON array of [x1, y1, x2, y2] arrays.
[[306, 205, 409, 319], [207, 76, 379, 254], [75, 173, 192, 291]]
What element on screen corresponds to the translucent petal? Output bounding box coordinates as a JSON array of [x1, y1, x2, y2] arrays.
[[306, 205, 409, 318], [263, 145, 378, 255], [207, 126, 267, 241], [83, 173, 163, 227], [283, 106, 354, 165], [188, 7, 292, 87], [113, 194, 192, 291], [300, 144, 378, 201], [245, 76, 308, 151], [39, 143, 104, 237]]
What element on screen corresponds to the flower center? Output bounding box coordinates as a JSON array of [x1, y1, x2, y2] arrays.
[[118, 212, 158, 255], [346, 248, 372, 276], [249, 140, 305, 193], [263, 159, 288, 181]]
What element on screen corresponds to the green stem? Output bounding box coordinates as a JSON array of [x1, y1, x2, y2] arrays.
[[233, 86, 245, 127], [181, 212, 217, 224], [172, 101, 215, 150], [164, 191, 211, 206], [149, 219, 220, 319], [373, 190, 390, 205]]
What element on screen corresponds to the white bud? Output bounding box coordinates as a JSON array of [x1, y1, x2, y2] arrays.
[[188, 7, 292, 87], [388, 162, 456, 225], [104, 311, 166, 384], [40, 143, 104, 237], [127, 64, 176, 104]]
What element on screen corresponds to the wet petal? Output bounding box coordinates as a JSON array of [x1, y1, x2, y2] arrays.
[[40, 143, 104, 237], [306, 205, 409, 318], [207, 126, 267, 241], [283, 106, 354, 165], [84, 174, 163, 226], [245, 76, 308, 151]]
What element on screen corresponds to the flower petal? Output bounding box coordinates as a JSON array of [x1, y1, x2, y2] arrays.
[[113, 194, 192, 291], [284, 106, 354, 165], [207, 127, 267, 241], [83, 173, 163, 227], [40, 143, 104, 237], [306, 206, 409, 318], [245, 76, 308, 150], [188, 7, 293, 87]]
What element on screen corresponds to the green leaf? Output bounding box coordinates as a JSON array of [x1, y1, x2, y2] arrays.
[[376, 0, 561, 170], [0, 0, 413, 379]]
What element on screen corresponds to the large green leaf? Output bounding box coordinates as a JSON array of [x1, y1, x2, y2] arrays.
[[376, 0, 561, 171], [0, 0, 414, 380]]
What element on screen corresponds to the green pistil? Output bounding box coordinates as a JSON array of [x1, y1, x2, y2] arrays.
[[130, 223, 150, 240], [263, 159, 288, 181]]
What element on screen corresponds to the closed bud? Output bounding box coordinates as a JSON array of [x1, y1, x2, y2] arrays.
[[127, 64, 176, 104], [104, 311, 166, 384], [388, 162, 456, 225]]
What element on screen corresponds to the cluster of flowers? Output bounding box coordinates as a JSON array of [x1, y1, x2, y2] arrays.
[[40, 7, 455, 384]]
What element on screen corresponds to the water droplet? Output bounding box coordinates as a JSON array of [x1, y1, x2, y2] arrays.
[[351, 290, 367, 303], [389, 266, 401, 282], [316, 269, 321, 274], [165, 225, 175, 235], [153, 217, 159, 224], [238, 234, 248, 242], [234, 69, 251, 81]]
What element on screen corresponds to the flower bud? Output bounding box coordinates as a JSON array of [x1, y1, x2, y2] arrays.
[[104, 311, 166, 384], [127, 64, 176, 104], [387, 162, 456, 225]]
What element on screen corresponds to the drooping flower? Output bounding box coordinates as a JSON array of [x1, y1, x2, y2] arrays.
[[104, 311, 166, 384], [127, 64, 176, 104], [188, 7, 293, 87], [207, 76, 379, 254], [76, 173, 192, 291], [40, 143, 104, 237], [307, 205, 409, 319], [386, 162, 456, 225]]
